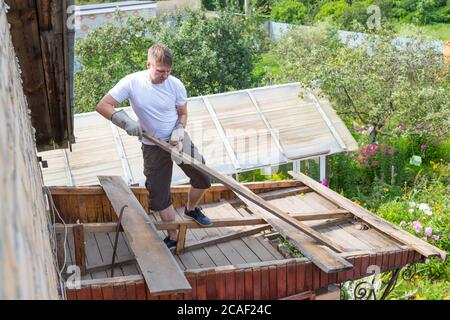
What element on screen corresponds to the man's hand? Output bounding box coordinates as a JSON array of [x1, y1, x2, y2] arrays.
[[111, 109, 142, 137], [170, 123, 185, 151]]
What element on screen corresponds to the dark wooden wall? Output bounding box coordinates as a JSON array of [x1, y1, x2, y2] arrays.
[[67, 249, 422, 300], [49, 181, 303, 223]]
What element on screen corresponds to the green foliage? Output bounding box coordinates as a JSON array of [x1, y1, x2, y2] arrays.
[[271, 25, 450, 144], [75, 16, 155, 112], [202, 0, 245, 11], [377, 169, 450, 281], [156, 10, 266, 96], [394, 23, 450, 41], [74, 10, 267, 113], [270, 0, 308, 24], [314, 0, 351, 23], [391, 0, 450, 25]]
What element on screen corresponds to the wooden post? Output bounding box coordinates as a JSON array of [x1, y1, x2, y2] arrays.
[[73, 224, 86, 273], [176, 225, 187, 255], [56, 231, 66, 272]]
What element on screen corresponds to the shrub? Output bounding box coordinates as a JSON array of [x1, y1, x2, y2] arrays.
[[271, 0, 308, 24]]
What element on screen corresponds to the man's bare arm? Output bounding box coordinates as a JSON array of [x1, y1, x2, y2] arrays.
[[176, 103, 188, 128], [96, 94, 119, 120]]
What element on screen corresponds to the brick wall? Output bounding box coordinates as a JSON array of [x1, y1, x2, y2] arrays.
[[0, 2, 58, 299]]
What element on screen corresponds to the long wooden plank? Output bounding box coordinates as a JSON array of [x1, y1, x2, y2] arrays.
[[184, 225, 271, 252], [237, 195, 353, 273], [142, 132, 345, 253], [289, 171, 447, 260], [54, 208, 351, 234], [98, 176, 191, 295]]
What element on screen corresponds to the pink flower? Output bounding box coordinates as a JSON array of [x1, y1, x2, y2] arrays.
[[422, 237, 427, 241], [412, 221, 423, 233], [321, 179, 329, 187], [433, 235, 440, 241], [425, 227, 432, 237]]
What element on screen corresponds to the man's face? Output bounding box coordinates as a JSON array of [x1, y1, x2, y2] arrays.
[[147, 61, 172, 84]]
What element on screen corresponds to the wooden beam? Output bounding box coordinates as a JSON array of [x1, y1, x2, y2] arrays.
[[184, 225, 272, 252], [53, 209, 351, 234], [236, 195, 352, 273], [139, 132, 353, 273], [47, 180, 304, 195], [72, 224, 85, 273], [176, 225, 187, 255], [142, 131, 346, 253], [289, 171, 447, 260], [84, 258, 136, 275], [154, 210, 351, 230], [227, 186, 312, 205], [56, 230, 67, 272], [98, 176, 191, 295]]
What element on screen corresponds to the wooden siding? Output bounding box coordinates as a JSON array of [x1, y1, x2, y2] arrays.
[[48, 181, 304, 223], [66, 249, 422, 300], [0, 4, 58, 299]]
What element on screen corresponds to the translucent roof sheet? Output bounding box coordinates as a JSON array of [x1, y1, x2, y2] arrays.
[[38, 83, 358, 186]]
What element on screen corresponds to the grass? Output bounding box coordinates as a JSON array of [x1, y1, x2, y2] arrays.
[[394, 22, 450, 42]]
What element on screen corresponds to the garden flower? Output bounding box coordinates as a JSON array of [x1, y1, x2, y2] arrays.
[[422, 237, 427, 241], [425, 227, 432, 237], [408, 208, 414, 213], [433, 235, 440, 241], [418, 203, 432, 215], [421, 143, 427, 151], [397, 124, 405, 131], [435, 203, 441, 210], [321, 179, 329, 187], [400, 221, 407, 227], [412, 221, 423, 233], [409, 202, 416, 208]]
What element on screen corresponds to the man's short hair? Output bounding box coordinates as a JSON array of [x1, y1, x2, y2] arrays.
[[148, 43, 173, 66]]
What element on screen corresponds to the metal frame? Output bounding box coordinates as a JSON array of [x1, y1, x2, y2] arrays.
[[306, 88, 347, 151], [202, 96, 241, 170], [62, 149, 74, 186], [353, 264, 418, 300], [246, 90, 288, 159]]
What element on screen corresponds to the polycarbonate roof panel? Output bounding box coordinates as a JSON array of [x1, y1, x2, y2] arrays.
[[38, 83, 357, 186], [206, 91, 287, 168]]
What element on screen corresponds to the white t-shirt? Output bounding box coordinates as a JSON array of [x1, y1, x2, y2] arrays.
[[109, 70, 188, 145]]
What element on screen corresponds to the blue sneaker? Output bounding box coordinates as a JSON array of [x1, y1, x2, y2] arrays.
[[163, 236, 177, 251], [184, 207, 212, 226]]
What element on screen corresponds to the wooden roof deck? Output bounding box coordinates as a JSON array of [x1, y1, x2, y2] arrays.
[[62, 191, 405, 282], [52, 179, 441, 299]]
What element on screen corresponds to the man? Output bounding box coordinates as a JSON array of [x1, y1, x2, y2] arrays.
[[96, 43, 212, 251]]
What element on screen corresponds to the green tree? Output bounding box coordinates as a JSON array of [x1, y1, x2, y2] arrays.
[[270, 0, 308, 24], [74, 16, 155, 113], [74, 10, 266, 113], [270, 24, 450, 143]]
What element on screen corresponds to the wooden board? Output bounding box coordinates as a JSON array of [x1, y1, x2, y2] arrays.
[[98, 176, 191, 295], [238, 197, 353, 273], [142, 132, 343, 252], [289, 171, 447, 260]]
